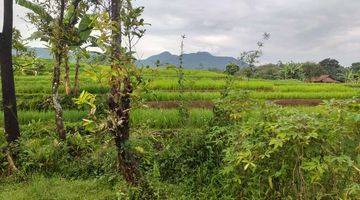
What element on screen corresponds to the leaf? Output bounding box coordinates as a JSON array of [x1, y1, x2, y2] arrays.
[[269, 138, 283, 149], [16, 0, 53, 22], [78, 14, 95, 42], [268, 177, 274, 189], [64, 5, 76, 25], [78, 15, 92, 32], [79, 29, 92, 42], [27, 31, 49, 42], [134, 146, 145, 154]]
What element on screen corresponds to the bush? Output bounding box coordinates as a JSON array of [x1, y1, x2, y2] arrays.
[[206, 98, 360, 199], [0, 122, 119, 180], [225, 63, 240, 75]]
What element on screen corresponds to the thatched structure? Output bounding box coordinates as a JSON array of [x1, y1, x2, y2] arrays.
[[309, 75, 339, 83]]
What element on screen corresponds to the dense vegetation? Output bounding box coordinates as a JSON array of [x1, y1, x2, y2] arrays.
[[0, 0, 359, 199], [1, 60, 359, 199], [240, 59, 360, 82]]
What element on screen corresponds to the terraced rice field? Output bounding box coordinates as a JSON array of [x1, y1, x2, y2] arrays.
[[1, 65, 359, 129]]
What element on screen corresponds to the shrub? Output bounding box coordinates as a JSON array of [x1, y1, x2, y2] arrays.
[[207, 99, 360, 199]]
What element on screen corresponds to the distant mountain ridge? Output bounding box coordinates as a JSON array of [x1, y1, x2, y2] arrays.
[[29, 48, 245, 70], [30, 47, 52, 59], [137, 51, 246, 70]]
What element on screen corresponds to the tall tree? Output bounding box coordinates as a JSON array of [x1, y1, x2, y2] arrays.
[[350, 62, 360, 73], [301, 62, 325, 79], [0, 0, 21, 173], [52, 0, 67, 139], [319, 58, 344, 81], [95, 0, 145, 184], [0, 0, 21, 144], [109, 0, 137, 184]]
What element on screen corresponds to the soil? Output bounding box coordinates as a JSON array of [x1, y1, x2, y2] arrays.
[[273, 99, 323, 106]]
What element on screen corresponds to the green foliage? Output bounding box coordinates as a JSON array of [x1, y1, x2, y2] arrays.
[[319, 58, 345, 81], [351, 62, 360, 72], [12, 28, 30, 56], [301, 62, 324, 79], [204, 98, 360, 199], [225, 63, 240, 75], [279, 62, 305, 80], [177, 35, 190, 124], [13, 56, 48, 76], [74, 91, 97, 114], [239, 32, 270, 78], [16, 0, 53, 22], [0, 175, 120, 199], [254, 63, 280, 79], [0, 122, 119, 179], [2, 55, 359, 198]]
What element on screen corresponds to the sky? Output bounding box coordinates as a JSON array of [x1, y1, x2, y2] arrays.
[[1, 0, 360, 66]]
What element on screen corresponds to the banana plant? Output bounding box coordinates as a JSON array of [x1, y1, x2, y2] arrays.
[[16, 0, 96, 140], [17, 0, 95, 95], [338, 69, 356, 83]]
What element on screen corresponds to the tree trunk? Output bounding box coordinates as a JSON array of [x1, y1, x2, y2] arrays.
[[64, 49, 71, 95], [51, 0, 66, 140], [0, 0, 20, 144], [73, 55, 80, 96], [109, 0, 140, 185], [52, 52, 66, 140]]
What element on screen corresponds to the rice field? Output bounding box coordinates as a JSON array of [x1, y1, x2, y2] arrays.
[[7, 77, 359, 103], [0, 109, 213, 129], [1, 64, 359, 130]]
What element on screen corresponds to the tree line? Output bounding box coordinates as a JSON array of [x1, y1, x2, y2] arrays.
[[226, 58, 360, 82]]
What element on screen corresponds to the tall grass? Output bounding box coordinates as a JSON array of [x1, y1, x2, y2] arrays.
[[250, 91, 359, 99], [0, 109, 213, 129], [142, 92, 220, 101], [0, 175, 118, 200]]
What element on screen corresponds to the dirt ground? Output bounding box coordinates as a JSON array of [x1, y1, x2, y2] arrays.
[[273, 99, 323, 106]]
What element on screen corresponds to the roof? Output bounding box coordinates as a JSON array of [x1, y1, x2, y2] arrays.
[[309, 75, 339, 83]]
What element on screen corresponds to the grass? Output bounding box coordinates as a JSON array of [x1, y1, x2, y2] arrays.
[[142, 90, 358, 101], [0, 110, 88, 125], [0, 175, 118, 200], [249, 91, 359, 99], [142, 91, 220, 101], [0, 109, 213, 129], [275, 84, 356, 92], [132, 108, 213, 129]]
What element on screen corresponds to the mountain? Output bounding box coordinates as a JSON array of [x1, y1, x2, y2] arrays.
[[30, 47, 53, 59], [29, 48, 245, 70], [137, 51, 246, 70]]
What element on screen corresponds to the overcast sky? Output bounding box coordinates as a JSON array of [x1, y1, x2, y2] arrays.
[[1, 0, 360, 66]]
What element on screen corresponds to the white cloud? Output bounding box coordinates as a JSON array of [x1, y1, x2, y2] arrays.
[[8, 0, 360, 66]]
